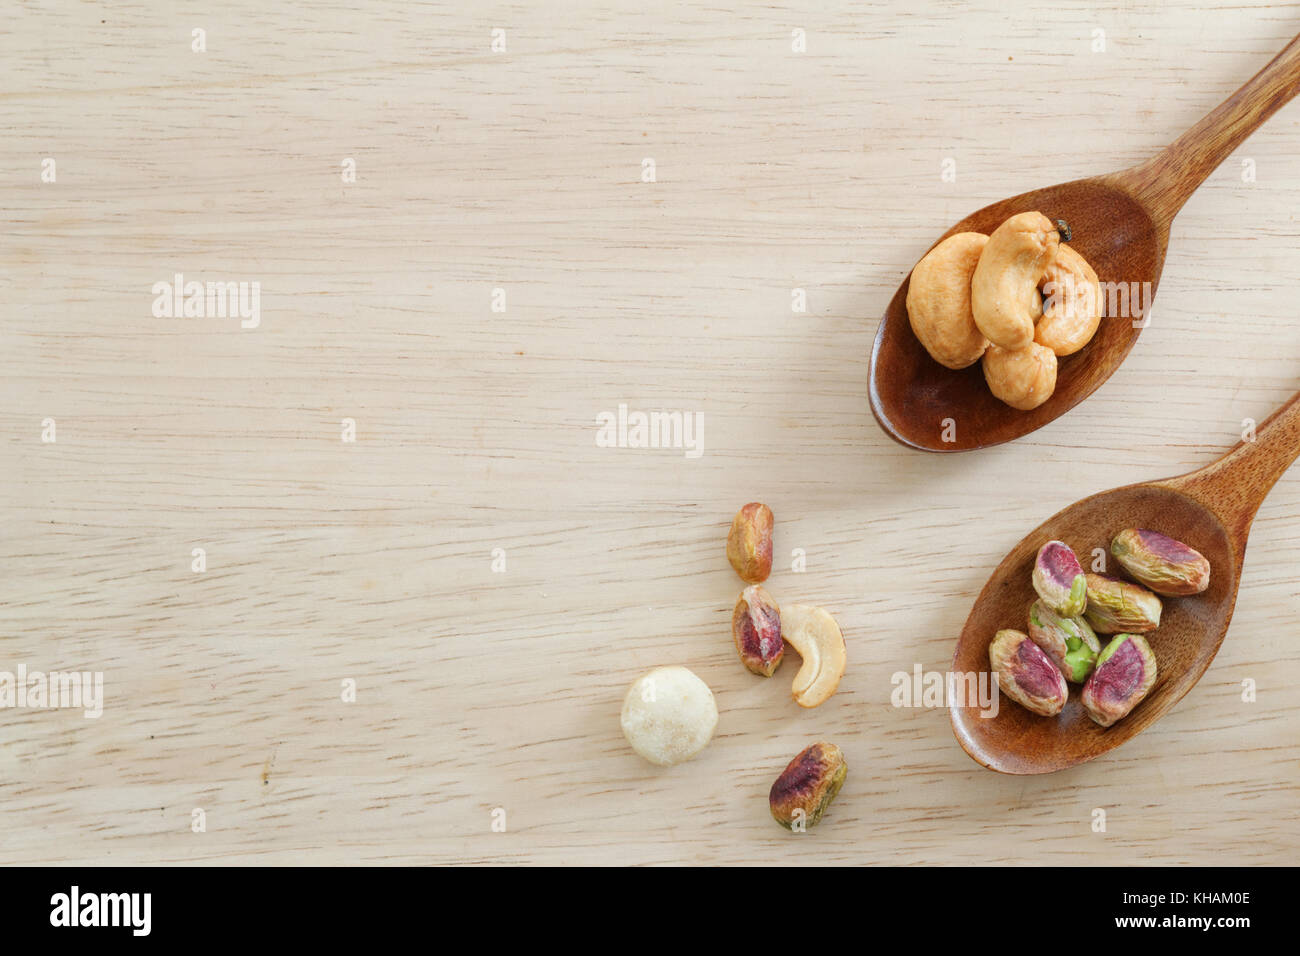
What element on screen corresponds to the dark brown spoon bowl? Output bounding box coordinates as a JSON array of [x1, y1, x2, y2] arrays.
[[871, 34, 1300, 452], [872, 180, 1161, 451], [951, 390, 1300, 773]]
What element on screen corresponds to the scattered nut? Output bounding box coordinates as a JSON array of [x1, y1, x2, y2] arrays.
[[780, 604, 847, 708], [988, 628, 1067, 716], [1032, 540, 1087, 617], [1083, 573, 1162, 634], [1081, 633, 1158, 727], [727, 502, 774, 583], [1027, 599, 1100, 683], [1111, 528, 1211, 597], [732, 585, 784, 676], [620, 666, 718, 767], [971, 211, 1060, 350], [769, 742, 847, 831], [906, 232, 991, 369], [1036, 244, 1102, 356], [982, 341, 1058, 410]]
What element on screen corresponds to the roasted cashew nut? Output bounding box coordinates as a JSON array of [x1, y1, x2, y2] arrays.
[[906, 232, 990, 369], [1036, 244, 1102, 356], [970, 212, 1060, 350], [779, 604, 846, 708], [982, 341, 1058, 411]]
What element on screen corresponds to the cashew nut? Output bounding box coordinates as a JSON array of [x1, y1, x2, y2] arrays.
[[982, 341, 1058, 410], [779, 604, 846, 708], [906, 232, 990, 369], [970, 211, 1060, 350], [1036, 244, 1102, 356]]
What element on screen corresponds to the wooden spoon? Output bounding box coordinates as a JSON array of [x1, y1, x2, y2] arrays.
[[950, 389, 1300, 774], [870, 34, 1300, 452]]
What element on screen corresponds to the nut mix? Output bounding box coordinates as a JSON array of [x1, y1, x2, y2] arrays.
[[987, 529, 1207, 727], [769, 742, 847, 831], [723, 503, 848, 710], [727, 502, 774, 583], [905, 210, 1105, 410], [613, 502, 850, 826]]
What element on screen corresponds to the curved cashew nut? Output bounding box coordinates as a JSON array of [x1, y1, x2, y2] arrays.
[[780, 604, 846, 708], [971, 212, 1060, 350], [906, 232, 990, 369], [1036, 244, 1102, 356], [982, 341, 1058, 411]]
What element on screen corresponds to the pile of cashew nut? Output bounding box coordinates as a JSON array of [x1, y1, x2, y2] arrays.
[[905, 211, 1102, 410]]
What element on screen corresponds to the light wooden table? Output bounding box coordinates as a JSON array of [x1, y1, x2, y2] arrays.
[[2, 1, 1298, 866]]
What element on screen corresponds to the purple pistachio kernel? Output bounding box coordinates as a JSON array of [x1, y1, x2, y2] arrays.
[[1014, 637, 1064, 698], [989, 628, 1067, 717], [1083, 573, 1162, 634], [1032, 540, 1087, 617], [1082, 633, 1158, 727], [1111, 528, 1211, 597]]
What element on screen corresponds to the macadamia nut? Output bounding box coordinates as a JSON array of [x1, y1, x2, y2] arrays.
[[906, 232, 990, 369], [620, 666, 718, 766]]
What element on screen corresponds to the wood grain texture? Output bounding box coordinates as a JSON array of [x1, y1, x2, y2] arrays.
[[1, 0, 1298, 865]]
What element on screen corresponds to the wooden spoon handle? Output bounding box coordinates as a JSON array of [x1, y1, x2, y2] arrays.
[[1119, 33, 1300, 225], [1161, 389, 1300, 542]]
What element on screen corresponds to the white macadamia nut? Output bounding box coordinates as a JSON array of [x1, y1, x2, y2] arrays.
[[621, 666, 718, 766]]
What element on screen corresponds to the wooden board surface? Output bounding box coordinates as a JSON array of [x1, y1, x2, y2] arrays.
[[2, 0, 1299, 865]]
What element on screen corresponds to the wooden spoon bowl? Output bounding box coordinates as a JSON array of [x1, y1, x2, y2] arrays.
[[870, 34, 1300, 452], [951, 391, 1300, 773], [871, 181, 1161, 451]]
